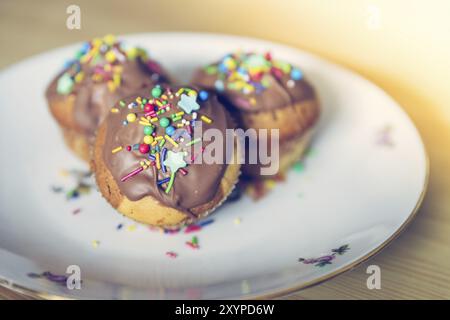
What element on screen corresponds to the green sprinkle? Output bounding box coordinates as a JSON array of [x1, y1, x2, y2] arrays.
[[165, 172, 176, 194], [293, 162, 305, 172], [159, 117, 170, 128], [143, 126, 153, 135], [192, 236, 198, 245], [186, 138, 201, 146], [151, 86, 162, 98], [56, 73, 74, 95], [205, 65, 218, 75], [119, 100, 126, 107]]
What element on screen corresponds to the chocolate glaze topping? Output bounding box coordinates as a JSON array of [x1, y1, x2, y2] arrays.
[[46, 35, 169, 138], [191, 52, 315, 112], [102, 85, 235, 214]]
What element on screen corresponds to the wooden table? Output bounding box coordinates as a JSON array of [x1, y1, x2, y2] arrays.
[[1, 0, 449, 300]]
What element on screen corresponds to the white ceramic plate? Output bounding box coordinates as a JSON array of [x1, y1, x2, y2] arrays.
[[0, 33, 428, 299]]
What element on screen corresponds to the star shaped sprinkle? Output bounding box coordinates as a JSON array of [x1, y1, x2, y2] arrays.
[[163, 151, 187, 173], [177, 94, 200, 114]]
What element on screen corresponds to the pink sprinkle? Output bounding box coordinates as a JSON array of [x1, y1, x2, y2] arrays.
[[121, 166, 143, 182], [184, 225, 202, 233], [72, 208, 81, 215], [166, 251, 178, 258], [144, 111, 156, 117], [186, 242, 199, 249], [179, 168, 188, 176]]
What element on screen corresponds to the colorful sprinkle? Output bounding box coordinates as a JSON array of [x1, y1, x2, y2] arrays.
[[120, 166, 144, 182], [177, 94, 200, 114], [166, 251, 178, 258], [204, 52, 303, 100], [126, 113, 137, 123], [200, 115, 213, 124], [56, 73, 74, 94], [56, 35, 154, 95], [112, 146, 123, 154], [92, 240, 100, 248]]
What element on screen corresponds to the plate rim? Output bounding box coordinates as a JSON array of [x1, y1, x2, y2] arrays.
[[0, 31, 430, 300]]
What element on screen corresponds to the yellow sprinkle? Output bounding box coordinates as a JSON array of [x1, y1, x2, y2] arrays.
[[155, 136, 163, 141], [136, 97, 142, 104], [165, 135, 179, 148], [113, 73, 121, 86], [250, 97, 257, 106], [140, 117, 150, 123], [176, 88, 185, 96], [155, 100, 163, 107], [126, 47, 139, 60], [176, 123, 184, 128], [111, 108, 119, 113], [139, 121, 151, 126], [150, 117, 158, 123], [234, 218, 241, 225], [151, 140, 158, 147], [200, 115, 213, 124], [107, 81, 116, 92], [105, 51, 116, 63], [156, 153, 161, 170], [176, 111, 185, 116], [103, 34, 116, 46], [92, 240, 100, 248], [126, 225, 137, 232], [126, 113, 137, 123], [265, 179, 276, 189], [143, 135, 154, 144], [112, 146, 123, 154], [161, 94, 168, 100], [80, 53, 91, 64], [74, 72, 84, 83]]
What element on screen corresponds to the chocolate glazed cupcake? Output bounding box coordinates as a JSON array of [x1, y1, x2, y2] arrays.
[[46, 35, 170, 161], [192, 52, 320, 178], [92, 85, 241, 227]]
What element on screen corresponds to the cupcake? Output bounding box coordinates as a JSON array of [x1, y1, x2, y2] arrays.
[[192, 51, 319, 178], [92, 85, 240, 227], [46, 34, 170, 161]]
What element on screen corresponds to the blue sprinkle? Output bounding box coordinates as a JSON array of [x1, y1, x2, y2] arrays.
[[165, 126, 175, 136], [161, 148, 168, 173], [290, 68, 303, 80], [116, 223, 123, 230], [157, 177, 170, 185], [199, 90, 209, 101], [198, 219, 214, 227], [218, 63, 228, 73]]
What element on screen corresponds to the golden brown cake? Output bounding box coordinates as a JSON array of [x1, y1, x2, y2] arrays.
[[46, 34, 170, 161], [92, 85, 240, 227], [192, 51, 320, 178]]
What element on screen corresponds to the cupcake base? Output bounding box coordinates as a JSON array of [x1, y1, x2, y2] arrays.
[[62, 127, 92, 162], [242, 128, 314, 178], [92, 124, 241, 227], [237, 98, 319, 141]]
